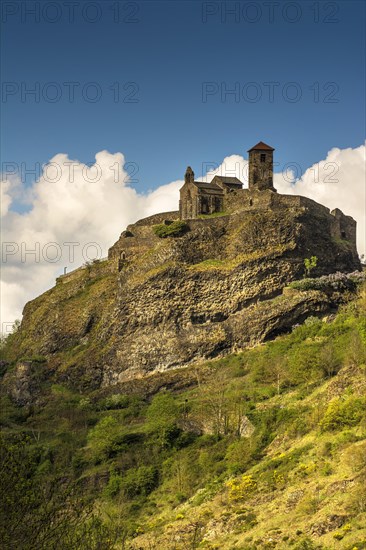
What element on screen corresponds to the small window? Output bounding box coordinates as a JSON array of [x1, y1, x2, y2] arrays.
[[341, 230, 346, 239], [260, 154, 266, 163]]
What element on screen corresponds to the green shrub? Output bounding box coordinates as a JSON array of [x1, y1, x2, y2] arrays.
[[344, 441, 366, 472], [304, 256, 318, 277], [333, 430, 360, 448], [286, 344, 324, 386], [292, 538, 321, 550], [104, 470, 123, 499], [320, 395, 366, 432], [319, 344, 342, 378], [225, 438, 258, 474], [104, 394, 130, 410], [286, 414, 312, 438], [319, 441, 333, 457], [87, 415, 120, 462], [145, 392, 181, 448], [153, 221, 188, 238], [320, 462, 333, 476], [0, 434, 120, 549], [122, 465, 159, 498], [71, 451, 87, 474], [304, 316, 321, 327], [346, 476, 366, 514]]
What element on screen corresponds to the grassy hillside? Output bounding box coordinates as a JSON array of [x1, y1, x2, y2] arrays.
[[1, 284, 365, 549]]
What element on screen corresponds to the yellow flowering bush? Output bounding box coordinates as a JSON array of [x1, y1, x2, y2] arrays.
[[227, 474, 257, 502]]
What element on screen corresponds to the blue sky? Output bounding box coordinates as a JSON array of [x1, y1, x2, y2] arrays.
[[2, 0, 365, 194]]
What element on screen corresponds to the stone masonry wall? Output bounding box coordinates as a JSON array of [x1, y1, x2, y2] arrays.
[[108, 211, 179, 261], [56, 258, 116, 285]]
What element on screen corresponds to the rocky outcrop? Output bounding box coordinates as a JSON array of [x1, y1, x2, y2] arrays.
[[2, 195, 361, 392], [2, 360, 49, 406]]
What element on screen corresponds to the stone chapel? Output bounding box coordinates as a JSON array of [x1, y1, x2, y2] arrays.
[[179, 141, 275, 219]]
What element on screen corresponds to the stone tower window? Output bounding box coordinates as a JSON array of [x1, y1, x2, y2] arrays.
[[260, 154, 266, 163]]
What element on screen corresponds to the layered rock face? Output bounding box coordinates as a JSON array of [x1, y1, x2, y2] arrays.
[[4, 191, 360, 390]]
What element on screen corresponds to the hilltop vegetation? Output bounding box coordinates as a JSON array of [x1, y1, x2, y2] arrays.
[[1, 282, 365, 549]]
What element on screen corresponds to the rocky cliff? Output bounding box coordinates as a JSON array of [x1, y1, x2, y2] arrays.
[[2, 191, 361, 392]]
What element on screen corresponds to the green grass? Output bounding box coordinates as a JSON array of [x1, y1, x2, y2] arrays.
[[189, 244, 290, 272], [153, 220, 189, 238]]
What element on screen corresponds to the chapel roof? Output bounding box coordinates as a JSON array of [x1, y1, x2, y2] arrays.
[[193, 181, 224, 193]]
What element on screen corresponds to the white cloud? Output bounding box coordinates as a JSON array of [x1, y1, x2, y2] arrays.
[[1, 144, 364, 327], [196, 154, 249, 185], [1, 176, 18, 217]]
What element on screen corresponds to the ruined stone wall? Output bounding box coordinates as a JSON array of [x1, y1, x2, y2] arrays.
[[224, 191, 357, 249], [273, 196, 357, 249], [56, 258, 115, 285], [56, 266, 87, 285], [108, 211, 179, 261], [134, 211, 179, 227], [224, 188, 274, 212], [330, 208, 357, 243], [108, 231, 157, 262], [224, 189, 305, 213], [274, 197, 357, 248]]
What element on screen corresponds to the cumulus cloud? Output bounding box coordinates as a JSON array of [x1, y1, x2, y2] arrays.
[[196, 154, 249, 185], [1, 144, 364, 328], [1, 176, 18, 217]]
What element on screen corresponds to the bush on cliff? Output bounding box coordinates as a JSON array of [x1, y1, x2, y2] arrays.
[[153, 220, 188, 238]]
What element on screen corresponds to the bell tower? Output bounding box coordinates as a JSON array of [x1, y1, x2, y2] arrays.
[[248, 141, 276, 192], [185, 166, 195, 184]]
